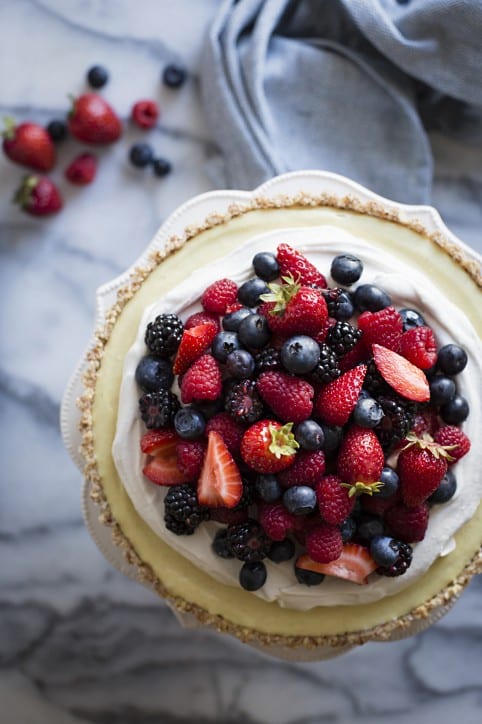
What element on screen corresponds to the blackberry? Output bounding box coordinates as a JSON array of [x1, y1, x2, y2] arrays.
[[363, 358, 392, 398], [164, 484, 209, 529], [254, 347, 281, 374], [377, 541, 413, 577], [164, 513, 195, 536], [308, 343, 341, 384], [139, 389, 180, 428], [375, 395, 415, 452], [225, 379, 264, 424], [212, 529, 235, 558], [322, 287, 355, 320], [226, 519, 270, 562], [145, 313, 183, 358], [326, 321, 362, 357]]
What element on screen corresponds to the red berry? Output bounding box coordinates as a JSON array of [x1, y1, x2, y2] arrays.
[[259, 284, 328, 338], [68, 93, 122, 144], [278, 450, 326, 489], [12, 175, 62, 216], [140, 429, 178, 455], [201, 278, 238, 315], [142, 430, 189, 486], [314, 364, 367, 426], [316, 475, 355, 525], [372, 344, 430, 402], [358, 306, 403, 353], [205, 413, 244, 456], [256, 371, 314, 424], [386, 502, 429, 542], [433, 425, 471, 462], [337, 425, 385, 491], [240, 420, 298, 473], [180, 354, 222, 404], [197, 431, 243, 508], [398, 437, 449, 506], [258, 501, 296, 541], [131, 99, 159, 129], [305, 523, 343, 563], [176, 439, 206, 480], [184, 311, 220, 332], [2, 119, 55, 171], [399, 326, 437, 369], [65, 152, 97, 185], [360, 489, 401, 517], [296, 543, 377, 584], [173, 323, 218, 375], [338, 339, 369, 372], [276, 243, 327, 288]]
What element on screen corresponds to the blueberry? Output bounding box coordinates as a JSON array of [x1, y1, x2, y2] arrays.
[[267, 538, 295, 563], [129, 143, 154, 168], [353, 284, 391, 312], [46, 119, 67, 142], [356, 514, 384, 543], [252, 251, 279, 281], [370, 535, 400, 567], [238, 314, 271, 348], [352, 396, 385, 428], [87, 64, 109, 88], [320, 424, 343, 455], [295, 419, 324, 451], [152, 158, 172, 177], [377, 467, 399, 498], [399, 308, 426, 331], [174, 407, 206, 439], [437, 344, 468, 375], [330, 254, 363, 285], [331, 290, 355, 320], [429, 376, 456, 406], [211, 331, 242, 362], [280, 335, 320, 374], [340, 517, 357, 542], [135, 355, 174, 392], [282, 486, 317, 516], [226, 349, 255, 378], [212, 529, 235, 558], [222, 307, 252, 331], [295, 564, 325, 586], [237, 278, 270, 307], [163, 63, 187, 88], [239, 560, 267, 591], [440, 394, 469, 424], [429, 469, 457, 504], [254, 474, 282, 503]]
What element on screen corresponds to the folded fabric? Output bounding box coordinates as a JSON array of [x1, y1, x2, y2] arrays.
[[201, 0, 482, 203]]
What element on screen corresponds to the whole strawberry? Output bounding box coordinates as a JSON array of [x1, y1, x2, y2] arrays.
[[68, 93, 122, 144], [398, 434, 452, 506], [259, 276, 328, 338], [276, 243, 327, 288], [386, 502, 429, 542], [256, 371, 314, 423], [240, 420, 299, 473], [337, 425, 385, 494], [13, 175, 62, 216], [314, 364, 367, 426], [316, 474, 355, 525], [2, 118, 55, 171]]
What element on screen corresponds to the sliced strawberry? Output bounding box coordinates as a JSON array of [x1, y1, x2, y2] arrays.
[[140, 429, 178, 455], [197, 431, 243, 508], [173, 322, 217, 375], [296, 544, 377, 585], [372, 343, 430, 402], [142, 452, 189, 486]]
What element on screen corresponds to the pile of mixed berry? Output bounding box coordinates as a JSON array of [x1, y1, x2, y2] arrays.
[[135, 243, 471, 592]]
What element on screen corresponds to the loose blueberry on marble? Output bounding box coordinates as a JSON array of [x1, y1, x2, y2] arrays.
[[356, 514, 385, 543], [238, 278, 270, 307], [320, 423, 343, 455], [135, 355, 174, 392], [399, 308, 426, 331], [163, 63, 187, 88], [239, 560, 267, 591], [437, 343, 468, 375], [173, 407, 206, 439], [46, 119, 67, 142], [295, 564, 325, 586], [340, 517, 357, 542], [267, 538, 295, 563], [129, 143, 154, 168], [330, 253, 363, 285], [212, 331, 242, 362], [222, 307, 253, 331], [152, 158, 172, 177], [370, 535, 400, 567], [440, 394, 469, 424], [237, 313, 271, 348], [353, 396, 384, 428], [353, 283, 391, 312], [283, 486, 317, 516], [252, 251, 280, 281], [429, 468, 457, 504], [280, 335, 320, 374], [429, 375, 456, 406], [212, 529, 235, 558], [377, 466, 400, 498], [254, 474, 282, 502], [226, 349, 255, 379], [295, 419, 325, 451], [87, 64, 109, 88]]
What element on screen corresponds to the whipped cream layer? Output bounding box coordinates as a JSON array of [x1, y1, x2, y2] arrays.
[[113, 227, 482, 609]]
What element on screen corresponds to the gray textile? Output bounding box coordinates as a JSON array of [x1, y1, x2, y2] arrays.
[[201, 0, 482, 203]]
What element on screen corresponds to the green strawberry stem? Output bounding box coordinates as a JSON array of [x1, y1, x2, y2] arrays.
[[341, 480, 385, 498], [2, 116, 16, 140], [12, 175, 37, 208], [402, 432, 456, 461], [268, 422, 299, 459], [259, 273, 301, 314]]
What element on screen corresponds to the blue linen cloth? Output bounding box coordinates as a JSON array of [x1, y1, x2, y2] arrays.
[[201, 0, 482, 203]]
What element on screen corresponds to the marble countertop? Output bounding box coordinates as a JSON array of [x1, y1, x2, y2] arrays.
[[1, 1, 482, 722]]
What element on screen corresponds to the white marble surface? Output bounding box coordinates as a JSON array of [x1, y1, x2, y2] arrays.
[[1, 1, 482, 722]]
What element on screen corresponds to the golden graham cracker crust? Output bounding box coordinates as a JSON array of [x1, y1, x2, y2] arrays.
[[78, 193, 482, 650]]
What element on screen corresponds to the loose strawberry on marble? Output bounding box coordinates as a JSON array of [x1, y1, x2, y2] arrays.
[[296, 543, 378, 584], [240, 420, 299, 473], [314, 364, 367, 426], [68, 93, 122, 144], [197, 430, 243, 508], [12, 174, 63, 216], [2, 118, 55, 171], [372, 344, 430, 402], [256, 370, 314, 424]]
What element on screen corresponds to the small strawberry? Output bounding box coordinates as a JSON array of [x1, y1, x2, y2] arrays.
[[65, 152, 97, 185], [180, 354, 222, 404], [201, 278, 238, 315], [240, 420, 299, 473], [176, 439, 206, 480], [296, 544, 378, 584], [358, 306, 403, 352], [399, 326, 437, 369], [397, 433, 453, 505], [278, 450, 326, 489], [173, 322, 218, 375], [12, 175, 63, 216], [305, 523, 343, 563], [2, 118, 55, 171], [316, 474, 355, 525], [184, 310, 220, 332], [68, 93, 122, 144], [258, 501, 296, 541], [197, 431, 243, 508], [434, 425, 471, 462], [337, 425, 385, 494], [386, 502, 429, 542], [360, 488, 401, 517], [131, 99, 159, 129], [258, 276, 328, 338], [411, 409, 440, 438], [141, 430, 190, 486], [205, 413, 244, 456], [256, 370, 314, 423], [276, 242, 327, 288], [314, 364, 367, 425], [372, 344, 430, 402], [210, 506, 248, 525]]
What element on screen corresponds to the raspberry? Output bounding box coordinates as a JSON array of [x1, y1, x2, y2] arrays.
[[176, 439, 206, 479], [180, 354, 222, 404], [385, 502, 429, 543], [315, 475, 354, 525], [210, 506, 248, 525], [184, 311, 220, 332], [138, 389, 180, 428], [358, 306, 403, 352], [377, 541, 413, 577], [205, 413, 244, 455], [226, 519, 271, 561], [258, 502, 296, 541], [131, 99, 159, 129], [313, 316, 337, 345], [326, 321, 362, 357], [256, 371, 314, 424], [308, 343, 341, 384], [305, 523, 343, 563], [434, 425, 471, 462], [145, 313, 184, 358], [411, 409, 440, 437], [164, 484, 208, 529], [361, 489, 401, 517], [201, 278, 238, 315], [400, 326, 437, 369], [278, 450, 326, 489], [225, 379, 264, 424], [276, 242, 327, 288]]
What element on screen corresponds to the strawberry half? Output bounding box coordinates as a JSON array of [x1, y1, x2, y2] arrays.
[[296, 544, 377, 585], [173, 322, 218, 375], [373, 343, 430, 402], [197, 431, 243, 508], [142, 429, 190, 486], [314, 364, 367, 425]]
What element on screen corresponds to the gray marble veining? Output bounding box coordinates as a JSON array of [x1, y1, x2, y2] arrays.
[[1, 1, 481, 722]]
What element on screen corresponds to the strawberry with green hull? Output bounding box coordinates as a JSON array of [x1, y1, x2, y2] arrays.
[[2, 118, 55, 171], [68, 93, 122, 144], [397, 433, 454, 506], [241, 420, 299, 473], [258, 276, 328, 338], [13, 175, 62, 216]]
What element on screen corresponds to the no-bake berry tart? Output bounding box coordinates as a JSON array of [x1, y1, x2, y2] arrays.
[[63, 172, 482, 660]]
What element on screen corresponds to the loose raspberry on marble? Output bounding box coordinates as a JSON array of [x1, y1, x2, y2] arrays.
[[314, 364, 367, 426], [276, 242, 328, 288], [256, 370, 314, 424], [305, 523, 343, 563], [176, 439, 206, 480], [315, 475, 355, 525], [258, 501, 296, 541], [205, 412, 244, 456], [399, 326, 437, 369], [433, 425, 471, 463], [385, 502, 430, 542], [277, 450, 326, 489], [180, 354, 222, 404], [201, 278, 238, 315]]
